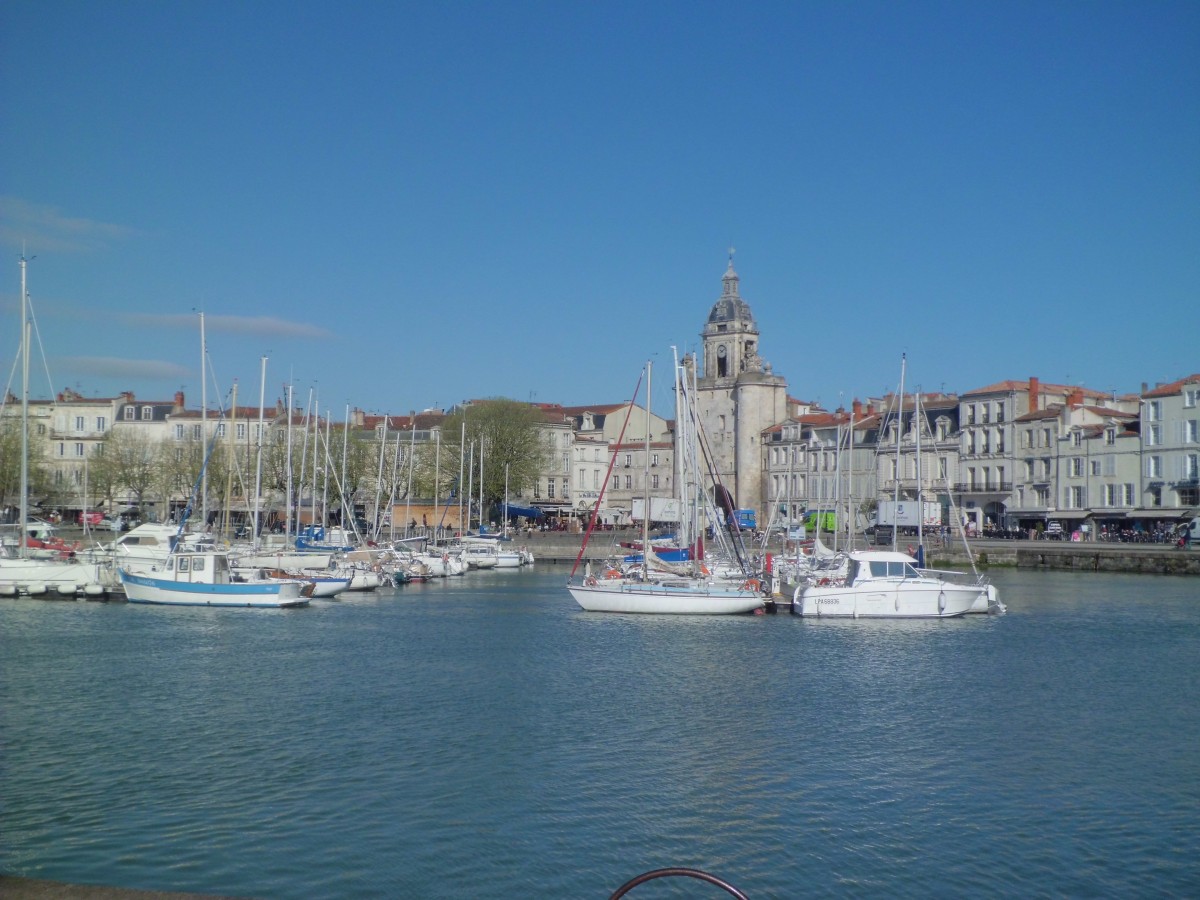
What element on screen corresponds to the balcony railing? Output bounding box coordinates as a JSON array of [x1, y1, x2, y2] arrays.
[[953, 482, 1013, 493]]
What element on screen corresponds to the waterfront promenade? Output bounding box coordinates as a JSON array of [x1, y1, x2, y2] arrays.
[[509, 528, 1200, 575]]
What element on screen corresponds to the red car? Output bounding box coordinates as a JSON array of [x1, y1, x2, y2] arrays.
[[77, 511, 105, 526]]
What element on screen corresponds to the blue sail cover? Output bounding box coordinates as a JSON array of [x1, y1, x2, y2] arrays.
[[500, 502, 545, 519]]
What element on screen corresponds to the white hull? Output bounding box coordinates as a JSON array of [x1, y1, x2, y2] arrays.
[[494, 552, 522, 568], [794, 581, 982, 618], [120, 569, 308, 607], [569, 580, 764, 615], [235, 551, 335, 570], [0, 558, 115, 594]]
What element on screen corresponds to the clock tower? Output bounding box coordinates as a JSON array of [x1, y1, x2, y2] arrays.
[[692, 253, 788, 521]]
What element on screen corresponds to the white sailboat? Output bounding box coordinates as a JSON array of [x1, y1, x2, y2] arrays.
[[0, 257, 117, 597], [567, 357, 764, 615]]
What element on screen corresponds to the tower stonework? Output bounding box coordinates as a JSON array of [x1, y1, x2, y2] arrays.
[[693, 257, 788, 522]]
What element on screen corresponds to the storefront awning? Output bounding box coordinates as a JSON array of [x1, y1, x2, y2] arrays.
[[499, 502, 544, 519]]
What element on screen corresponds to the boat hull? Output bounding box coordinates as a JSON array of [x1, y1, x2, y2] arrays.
[[569, 581, 764, 615], [119, 570, 309, 608], [793, 581, 982, 618]]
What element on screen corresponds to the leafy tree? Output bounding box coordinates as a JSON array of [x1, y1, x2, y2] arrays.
[[94, 428, 160, 510], [0, 418, 53, 511], [441, 399, 549, 507]]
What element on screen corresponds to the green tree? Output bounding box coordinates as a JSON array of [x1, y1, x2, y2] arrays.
[[0, 418, 53, 511], [441, 399, 549, 507]]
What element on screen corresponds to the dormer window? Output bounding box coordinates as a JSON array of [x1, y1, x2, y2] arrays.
[[124, 406, 134, 420], [141, 406, 152, 420]]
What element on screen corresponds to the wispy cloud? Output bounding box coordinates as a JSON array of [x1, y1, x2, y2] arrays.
[[63, 357, 192, 380], [0, 196, 141, 253], [124, 312, 334, 339]]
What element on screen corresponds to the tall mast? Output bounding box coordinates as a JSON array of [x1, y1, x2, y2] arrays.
[[893, 353, 906, 552], [285, 382, 294, 540], [18, 255, 29, 558], [199, 312, 207, 528], [253, 356, 267, 547], [642, 359, 651, 572]]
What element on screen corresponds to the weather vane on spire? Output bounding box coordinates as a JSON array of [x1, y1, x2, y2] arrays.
[[728, 245, 736, 266]]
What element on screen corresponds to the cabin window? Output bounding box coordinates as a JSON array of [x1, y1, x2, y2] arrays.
[[178, 558, 190, 572], [192, 557, 206, 572]]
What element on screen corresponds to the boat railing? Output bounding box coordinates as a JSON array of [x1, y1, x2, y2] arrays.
[[916, 566, 990, 587]]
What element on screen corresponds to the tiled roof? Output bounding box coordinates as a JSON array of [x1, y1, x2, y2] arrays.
[[1143, 374, 1200, 398]]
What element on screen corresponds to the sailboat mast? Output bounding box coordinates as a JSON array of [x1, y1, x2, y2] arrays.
[[285, 383, 294, 540], [18, 255, 29, 559], [253, 356, 267, 547], [915, 389, 924, 566], [642, 359, 651, 573], [199, 312, 207, 528], [893, 353, 906, 552]]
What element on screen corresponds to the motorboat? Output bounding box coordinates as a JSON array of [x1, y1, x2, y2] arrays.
[[792, 550, 990, 618], [119, 549, 310, 608]]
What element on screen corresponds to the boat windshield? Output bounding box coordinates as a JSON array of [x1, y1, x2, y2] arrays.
[[868, 561, 921, 579]]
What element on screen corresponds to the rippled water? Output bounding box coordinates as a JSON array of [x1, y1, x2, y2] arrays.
[[3, 568, 1199, 897]]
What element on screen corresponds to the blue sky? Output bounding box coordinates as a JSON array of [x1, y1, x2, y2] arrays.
[[2, 1, 1197, 419]]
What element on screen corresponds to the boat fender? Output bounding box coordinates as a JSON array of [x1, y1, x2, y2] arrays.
[[938, 590, 946, 613], [741, 578, 761, 592], [817, 578, 830, 587]]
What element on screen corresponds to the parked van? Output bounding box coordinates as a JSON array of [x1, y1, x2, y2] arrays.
[[1179, 516, 1199, 548]]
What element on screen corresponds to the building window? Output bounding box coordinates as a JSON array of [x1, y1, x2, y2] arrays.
[[1122, 483, 1135, 506], [75, 416, 84, 431], [1105, 429, 1116, 445], [1185, 420, 1198, 443], [1186, 454, 1199, 479], [624, 454, 631, 468], [625, 475, 632, 490], [193, 424, 202, 440], [96, 416, 106, 431], [1102, 484, 1116, 506], [236, 423, 247, 439], [1071, 431, 1082, 447], [996, 403, 1005, 423], [141, 406, 152, 420], [1147, 400, 1162, 421], [58, 442, 65, 457], [1147, 456, 1162, 478], [651, 453, 659, 467], [1090, 460, 1101, 476], [1185, 389, 1198, 409], [216, 423, 226, 438], [547, 479, 555, 499], [1069, 486, 1084, 508], [75, 442, 84, 457], [652, 474, 660, 489], [175, 424, 184, 440], [1147, 424, 1162, 446], [124, 406, 134, 420]]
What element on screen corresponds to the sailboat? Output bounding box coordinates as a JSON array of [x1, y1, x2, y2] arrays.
[[0, 257, 117, 597], [566, 357, 764, 615]]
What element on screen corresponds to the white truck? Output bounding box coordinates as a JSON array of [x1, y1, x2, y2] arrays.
[[875, 500, 942, 528]]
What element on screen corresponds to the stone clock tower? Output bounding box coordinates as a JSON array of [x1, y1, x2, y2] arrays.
[[691, 253, 788, 521]]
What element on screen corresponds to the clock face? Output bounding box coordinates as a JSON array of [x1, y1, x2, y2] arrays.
[[717, 345, 727, 357]]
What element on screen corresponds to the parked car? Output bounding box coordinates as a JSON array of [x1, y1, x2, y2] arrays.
[[78, 511, 105, 526]]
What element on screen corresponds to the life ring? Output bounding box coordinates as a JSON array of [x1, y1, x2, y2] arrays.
[[585, 575, 598, 586], [604, 568, 622, 580], [818, 577, 831, 586], [741, 578, 761, 592]]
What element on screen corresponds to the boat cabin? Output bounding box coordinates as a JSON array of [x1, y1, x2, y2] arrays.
[[161, 551, 233, 585], [847, 552, 922, 585]]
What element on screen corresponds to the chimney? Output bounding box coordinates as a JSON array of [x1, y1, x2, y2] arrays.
[[120, 391, 134, 403], [173, 391, 185, 413], [1029, 377, 1040, 411], [1068, 388, 1084, 409], [852, 398, 863, 418], [1141, 382, 1148, 395]]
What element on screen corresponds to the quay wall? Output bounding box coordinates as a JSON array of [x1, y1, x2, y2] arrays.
[[513, 531, 1200, 576]]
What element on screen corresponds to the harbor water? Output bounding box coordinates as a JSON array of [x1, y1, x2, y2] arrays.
[[3, 568, 1199, 898]]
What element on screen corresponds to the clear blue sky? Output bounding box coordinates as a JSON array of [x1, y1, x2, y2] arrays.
[[2, 1, 1197, 419]]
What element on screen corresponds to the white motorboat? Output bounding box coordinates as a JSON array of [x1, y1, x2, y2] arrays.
[[119, 549, 310, 608], [792, 550, 988, 618]]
